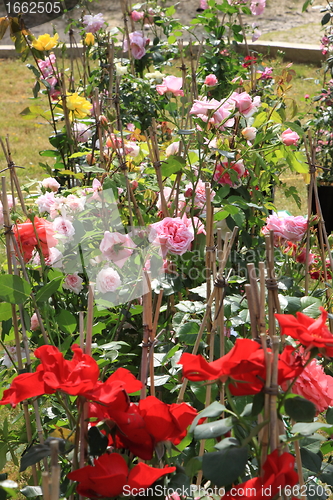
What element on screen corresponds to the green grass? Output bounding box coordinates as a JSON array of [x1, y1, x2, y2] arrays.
[[0, 58, 50, 182]]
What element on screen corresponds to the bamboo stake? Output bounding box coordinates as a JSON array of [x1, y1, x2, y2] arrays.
[[50, 440, 61, 500], [177, 227, 238, 403], [140, 272, 153, 399]]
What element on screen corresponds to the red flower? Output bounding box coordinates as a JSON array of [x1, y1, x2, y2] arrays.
[[89, 396, 197, 460], [275, 307, 333, 356], [179, 339, 303, 396], [0, 344, 142, 408], [223, 450, 298, 499], [13, 217, 58, 262], [242, 55, 257, 68], [67, 452, 175, 498]]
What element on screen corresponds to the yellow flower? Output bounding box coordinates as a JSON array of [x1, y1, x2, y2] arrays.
[[64, 93, 91, 119], [32, 33, 59, 51], [84, 32, 95, 46]]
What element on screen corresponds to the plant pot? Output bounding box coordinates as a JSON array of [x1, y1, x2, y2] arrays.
[[311, 184, 333, 234]]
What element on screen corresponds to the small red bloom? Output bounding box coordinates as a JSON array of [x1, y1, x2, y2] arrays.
[[275, 307, 333, 356], [242, 55, 257, 68], [67, 452, 176, 498]]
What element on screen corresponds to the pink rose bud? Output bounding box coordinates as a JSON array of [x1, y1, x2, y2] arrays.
[[204, 74, 218, 86], [99, 115, 108, 126], [131, 180, 138, 190], [242, 127, 257, 141], [304, 94, 310, 100], [281, 128, 300, 146], [165, 141, 180, 157], [30, 312, 39, 331]]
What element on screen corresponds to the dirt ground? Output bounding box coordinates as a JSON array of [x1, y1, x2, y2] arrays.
[[0, 0, 325, 46]]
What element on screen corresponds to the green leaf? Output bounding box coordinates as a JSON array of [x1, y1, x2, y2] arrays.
[[35, 277, 63, 303], [55, 310, 76, 335], [177, 321, 199, 345], [0, 304, 12, 322], [161, 156, 185, 176], [20, 486, 43, 498], [300, 448, 322, 473], [326, 407, 333, 425], [194, 417, 233, 440], [285, 396, 316, 422], [202, 447, 248, 487], [0, 275, 31, 305], [39, 150, 59, 158], [292, 422, 333, 436], [189, 401, 226, 433], [214, 437, 240, 451], [300, 296, 322, 318], [322, 12, 331, 25]]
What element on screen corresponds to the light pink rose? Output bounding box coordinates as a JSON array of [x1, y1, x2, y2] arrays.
[[182, 214, 206, 236], [1, 346, 27, 368], [65, 194, 86, 212], [250, 0, 266, 16], [281, 128, 300, 146], [123, 31, 148, 60], [156, 187, 186, 215], [74, 122, 92, 143], [231, 92, 261, 118], [262, 214, 307, 243], [41, 177, 60, 192], [149, 217, 194, 257], [63, 273, 84, 294], [282, 348, 333, 414], [100, 231, 136, 268], [30, 313, 39, 331], [96, 267, 121, 293], [83, 13, 105, 33], [124, 141, 140, 157], [214, 159, 246, 187], [204, 74, 218, 86], [156, 76, 184, 97], [36, 192, 57, 214], [199, 0, 209, 9], [242, 127, 257, 141], [190, 97, 235, 129], [165, 141, 180, 157], [258, 66, 273, 80], [184, 178, 216, 215], [32, 246, 63, 268], [53, 217, 75, 239], [131, 10, 144, 21]]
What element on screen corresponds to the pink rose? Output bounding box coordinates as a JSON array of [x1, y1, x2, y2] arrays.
[[184, 178, 215, 215], [30, 312, 39, 331], [63, 273, 84, 294], [250, 0, 266, 16], [100, 231, 136, 268], [53, 217, 75, 239], [123, 31, 148, 60], [204, 74, 218, 86], [32, 246, 63, 268], [190, 97, 235, 129], [41, 177, 60, 192], [281, 128, 300, 146], [241, 127, 257, 141], [83, 13, 105, 33], [231, 92, 261, 118], [156, 76, 184, 97], [36, 192, 56, 214], [96, 267, 121, 293], [214, 159, 246, 187], [130, 10, 144, 21], [282, 349, 333, 413], [199, 0, 209, 9], [74, 122, 92, 143], [65, 194, 86, 212], [262, 215, 307, 243], [149, 217, 194, 258], [165, 141, 180, 157]]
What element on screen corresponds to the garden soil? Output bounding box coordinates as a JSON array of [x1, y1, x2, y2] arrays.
[[0, 0, 325, 46]]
